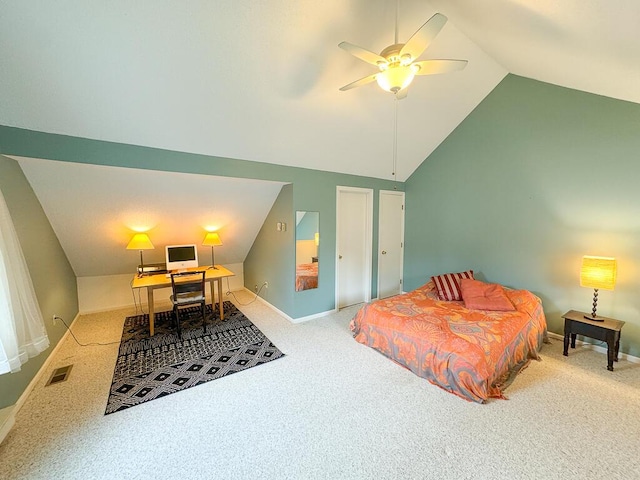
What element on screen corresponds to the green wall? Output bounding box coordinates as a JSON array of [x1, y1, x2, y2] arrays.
[[0, 126, 402, 320], [404, 74, 640, 357], [245, 184, 295, 314], [0, 155, 78, 409]]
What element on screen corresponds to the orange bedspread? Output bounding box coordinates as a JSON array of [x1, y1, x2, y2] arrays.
[[350, 282, 547, 403]]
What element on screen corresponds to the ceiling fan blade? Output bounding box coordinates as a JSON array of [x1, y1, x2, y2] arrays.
[[413, 59, 468, 76], [339, 73, 379, 91], [338, 41, 388, 66], [399, 13, 447, 62]]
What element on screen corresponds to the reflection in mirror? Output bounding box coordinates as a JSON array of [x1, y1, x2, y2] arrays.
[[295, 211, 319, 291]]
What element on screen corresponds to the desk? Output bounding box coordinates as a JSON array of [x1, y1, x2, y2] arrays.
[[132, 265, 235, 336], [562, 310, 625, 371]]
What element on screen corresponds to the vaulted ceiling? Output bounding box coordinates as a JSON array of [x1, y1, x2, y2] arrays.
[[2, 0, 638, 277]]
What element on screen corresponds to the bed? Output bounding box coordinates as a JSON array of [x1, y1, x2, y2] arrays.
[[349, 279, 547, 403], [295, 262, 318, 291]]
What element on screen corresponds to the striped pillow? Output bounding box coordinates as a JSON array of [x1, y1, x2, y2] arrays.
[[431, 270, 474, 301]]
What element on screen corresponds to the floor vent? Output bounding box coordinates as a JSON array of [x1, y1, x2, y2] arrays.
[[46, 365, 73, 386]]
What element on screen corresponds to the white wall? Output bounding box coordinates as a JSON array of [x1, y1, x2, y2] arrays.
[[77, 263, 245, 313]]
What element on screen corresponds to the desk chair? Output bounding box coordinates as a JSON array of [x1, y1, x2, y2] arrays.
[[169, 271, 207, 337]]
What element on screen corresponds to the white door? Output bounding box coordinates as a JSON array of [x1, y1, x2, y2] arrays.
[[378, 190, 405, 299], [336, 187, 373, 309]]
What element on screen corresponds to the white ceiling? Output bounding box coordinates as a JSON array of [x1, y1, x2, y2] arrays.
[[2, 2, 637, 182], [13, 157, 285, 277], [0, 0, 507, 182], [430, 0, 640, 105], [3, 1, 639, 278]]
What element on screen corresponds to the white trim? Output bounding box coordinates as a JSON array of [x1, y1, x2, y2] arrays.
[[244, 288, 337, 324], [0, 406, 15, 444], [547, 332, 640, 364], [336, 186, 373, 309], [11, 312, 80, 419]]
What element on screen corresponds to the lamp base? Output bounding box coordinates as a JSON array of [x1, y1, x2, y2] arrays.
[[207, 265, 218, 270], [583, 315, 605, 322]]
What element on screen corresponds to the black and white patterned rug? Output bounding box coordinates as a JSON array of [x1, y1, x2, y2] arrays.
[[105, 301, 285, 414]]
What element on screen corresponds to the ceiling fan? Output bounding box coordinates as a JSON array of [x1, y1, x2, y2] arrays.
[[338, 5, 467, 99]]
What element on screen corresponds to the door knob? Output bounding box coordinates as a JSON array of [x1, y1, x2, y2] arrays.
[[381, 251, 387, 255], [339, 255, 343, 259]]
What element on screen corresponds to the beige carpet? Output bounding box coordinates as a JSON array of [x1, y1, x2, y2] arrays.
[[1, 290, 639, 480]]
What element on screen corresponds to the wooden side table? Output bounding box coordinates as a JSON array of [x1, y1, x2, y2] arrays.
[[562, 310, 625, 371]]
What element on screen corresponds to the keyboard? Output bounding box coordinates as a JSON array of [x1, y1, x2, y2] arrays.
[[165, 270, 194, 278]]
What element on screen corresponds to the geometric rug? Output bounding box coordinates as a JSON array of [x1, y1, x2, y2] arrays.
[[105, 301, 285, 414]]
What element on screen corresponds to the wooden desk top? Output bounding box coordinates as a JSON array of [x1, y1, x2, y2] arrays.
[[562, 310, 625, 331], [131, 265, 235, 289]]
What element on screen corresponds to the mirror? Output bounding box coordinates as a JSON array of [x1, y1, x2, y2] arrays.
[[295, 211, 319, 291]]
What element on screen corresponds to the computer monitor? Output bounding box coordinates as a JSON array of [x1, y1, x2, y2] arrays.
[[165, 244, 199, 271]]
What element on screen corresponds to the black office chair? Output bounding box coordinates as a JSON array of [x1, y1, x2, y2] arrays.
[[169, 271, 207, 337]]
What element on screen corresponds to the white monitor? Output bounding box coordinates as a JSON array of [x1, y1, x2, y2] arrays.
[[165, 244, 199, 271]]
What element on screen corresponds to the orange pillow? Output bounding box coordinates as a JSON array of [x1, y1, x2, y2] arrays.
[[459, 278, 515, 311]]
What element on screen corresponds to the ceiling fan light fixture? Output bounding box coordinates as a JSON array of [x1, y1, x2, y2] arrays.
[[376, 65, 415, 93]]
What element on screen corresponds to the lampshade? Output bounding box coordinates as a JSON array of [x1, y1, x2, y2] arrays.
[[202, 232, 223, 247], [376, 65, 416, 93], [580, 256, 617, 290], [126, 233, 154, 250], [314, 232, 319, 247]]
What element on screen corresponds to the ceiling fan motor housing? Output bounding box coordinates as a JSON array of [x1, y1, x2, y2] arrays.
[[377, 43, 416, 93]]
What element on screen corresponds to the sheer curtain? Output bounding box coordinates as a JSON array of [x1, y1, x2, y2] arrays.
[[0, 190, 49, 375]]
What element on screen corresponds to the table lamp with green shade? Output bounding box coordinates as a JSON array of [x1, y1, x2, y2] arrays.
[[203, 232, 223, 270], [126, 233, 154, 277], [580, 255, 617, 321]]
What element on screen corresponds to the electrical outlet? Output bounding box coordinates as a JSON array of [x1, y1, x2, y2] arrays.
[[52, 315, 57, 326], [263, 282, 268, 289], [254, 284, 258, 292]]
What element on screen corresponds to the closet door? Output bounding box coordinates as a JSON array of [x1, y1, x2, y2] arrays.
[[336, 186, 372, 308], [378, 190, 405, 299]]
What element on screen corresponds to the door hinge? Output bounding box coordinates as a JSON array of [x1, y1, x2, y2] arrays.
[[400, 279, 402, 284]]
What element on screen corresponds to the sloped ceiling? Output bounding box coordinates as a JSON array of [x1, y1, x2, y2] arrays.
[[2, 1, 638, 279], [430, 0, 640, 105], [0, 0, 506, 182], [13, 157, 285, 277]]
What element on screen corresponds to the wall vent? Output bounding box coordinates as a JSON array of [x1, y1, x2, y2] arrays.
[[46, 365, 73, 386]]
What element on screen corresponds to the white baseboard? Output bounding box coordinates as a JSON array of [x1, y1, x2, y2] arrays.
[[547, 332, 640, 364], [6, 311, 81, 440], [0, 406, 15, 444], [242, 288, 337, 324]]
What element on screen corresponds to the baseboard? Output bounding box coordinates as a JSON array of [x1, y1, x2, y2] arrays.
[[0, 406, 15, 445], [547, 332, 640, 364], [10, 311, 81, 428], [242, 288, 337, 324]]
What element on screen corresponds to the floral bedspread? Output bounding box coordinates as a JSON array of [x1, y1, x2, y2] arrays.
[[349, 282, 547, 403]]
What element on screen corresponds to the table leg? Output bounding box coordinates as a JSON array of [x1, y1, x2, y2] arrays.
[[570, 333, 577, 349], [209, 280, 215, 318], [606, 332, 615, 371], [147, 287, 155, 336], [563, 334, 570, 356], [614, 333, 620, 362], [218, 278, 224, 320]]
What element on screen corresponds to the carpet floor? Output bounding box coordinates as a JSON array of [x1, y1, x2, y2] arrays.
[[106, 301, 284, 414], [1, 291, 639, 479]]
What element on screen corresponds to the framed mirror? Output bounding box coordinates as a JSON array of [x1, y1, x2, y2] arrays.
[[295, 211, 319, 291]]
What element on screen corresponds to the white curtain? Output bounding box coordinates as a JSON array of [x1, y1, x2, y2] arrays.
[[0, 190, 49, 375]]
